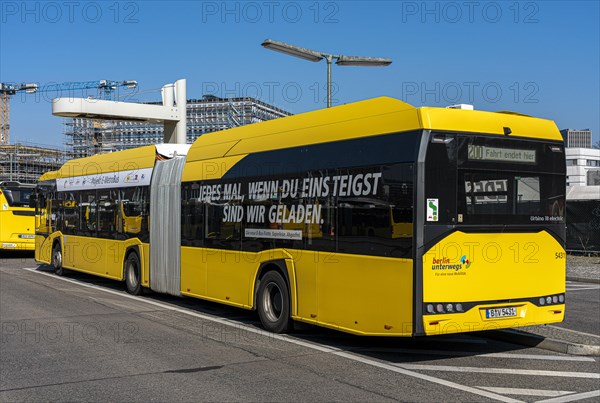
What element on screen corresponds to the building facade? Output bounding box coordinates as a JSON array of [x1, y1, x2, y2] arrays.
[[65, 95, 292, 159], [566, 147, 600, 186], [0, 143, 65, 184], [560, 129, 593, 148]]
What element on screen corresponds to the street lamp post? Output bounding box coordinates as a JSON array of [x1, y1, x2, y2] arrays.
[[261, 39, 392, 108]]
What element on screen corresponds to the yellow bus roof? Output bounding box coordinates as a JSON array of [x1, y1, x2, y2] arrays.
[[38, 170, 59, 181], [45, 97, 562, 182], [54, 145, 157, 179], [48, 144, 191, 180], [418, 107, 561, 141], [186, 97, 562, 164]]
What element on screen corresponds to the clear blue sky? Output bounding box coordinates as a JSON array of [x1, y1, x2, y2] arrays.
[[1, 1, 598, 147]]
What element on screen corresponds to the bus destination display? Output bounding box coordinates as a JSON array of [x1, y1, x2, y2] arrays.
[[468, 145, 536, 164]]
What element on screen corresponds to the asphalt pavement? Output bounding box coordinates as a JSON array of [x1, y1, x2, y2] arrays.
[[0, 251, 599, 402], [486, 255, 600, 356], [1, 251, 598, 356]]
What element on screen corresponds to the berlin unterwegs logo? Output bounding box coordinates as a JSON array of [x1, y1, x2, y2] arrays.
[[460, 255, 472, 269]]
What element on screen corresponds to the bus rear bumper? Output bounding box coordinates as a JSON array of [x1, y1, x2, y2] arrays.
[[422, 302, 565, 336]]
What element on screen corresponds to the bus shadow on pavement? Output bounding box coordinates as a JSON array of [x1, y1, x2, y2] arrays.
[[32, 263, 533, 364], [0, 250, 34, 260]]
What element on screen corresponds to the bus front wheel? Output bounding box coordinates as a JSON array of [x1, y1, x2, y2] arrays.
[[257, 270, 292, 334], [124, 253, 142, 295], [52, 242, 65, 276]]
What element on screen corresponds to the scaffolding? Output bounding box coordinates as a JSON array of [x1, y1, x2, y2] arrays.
[[64, 95, 292, 159], [0, 143, 65, 184], [0, 93, 9, 145]]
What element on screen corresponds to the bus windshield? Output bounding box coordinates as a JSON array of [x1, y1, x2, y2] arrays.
[[0, 184, 34, 207], [426, 133, 566, 226], [460, 171, 564, 224]]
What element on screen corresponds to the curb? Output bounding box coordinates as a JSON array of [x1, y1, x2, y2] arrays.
[[481, 329, 600, 356], [566, 276, 600, 284]]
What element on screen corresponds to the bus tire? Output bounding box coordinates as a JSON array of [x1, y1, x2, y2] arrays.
[[257, 270, 292, 334], [124, 252, 142, 295], [52, 242, 65, 276]]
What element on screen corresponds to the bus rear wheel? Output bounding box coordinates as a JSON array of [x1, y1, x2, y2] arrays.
[[257, 270, 292, 333], [52, 242, 65, 276], [124, 253, 142, 295]]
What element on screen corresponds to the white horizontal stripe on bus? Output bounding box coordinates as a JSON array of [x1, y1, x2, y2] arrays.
[[56, 168, 153, 192]]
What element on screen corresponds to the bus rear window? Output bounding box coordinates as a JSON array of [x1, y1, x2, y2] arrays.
[[425, 133, 566, 226], [456, 134, 565, 225], [460, 172, 563, 223]]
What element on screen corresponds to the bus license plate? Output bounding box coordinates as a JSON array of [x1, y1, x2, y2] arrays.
[[486, 307, 517, 319], [19, 234, 35, 239]]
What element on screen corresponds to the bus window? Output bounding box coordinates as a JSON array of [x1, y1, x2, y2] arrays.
[[62, 193, 79, 234], [461, 172, 560, 222], [97, 189, 117, 235], [181, 186, 204, 247], [1, 186, 34, 207], [120, 187, 147, 237], [79, 190, 97, 235], [205, 200, 242, 250], [424, 134, 457, 225], [337, 163, 414, 258], [455, 135, 565, 225]]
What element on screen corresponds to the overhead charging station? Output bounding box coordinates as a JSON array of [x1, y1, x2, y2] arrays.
[[52, 79, 188, 144]]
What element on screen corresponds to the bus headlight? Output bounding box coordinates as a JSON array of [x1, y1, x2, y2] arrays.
[[424, 302, 466, 314], [538, 294, 564, 306]]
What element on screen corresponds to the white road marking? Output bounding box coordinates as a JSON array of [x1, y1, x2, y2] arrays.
[[535, 389, 600, 403], [461, 352, 594, 362], [22, 267, 522, 403], [330, 351, 522, 403], [566, 282, 600, 291], [477, 387, 574, 397], [566, 286, 600, 291], [398, 364, 600, 379], [354, 348, 595, 362], [566, 281, 598, 285], [545, 325, 600, 340]]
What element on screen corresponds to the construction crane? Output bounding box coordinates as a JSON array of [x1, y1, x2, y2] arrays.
[[0, 80, 137, 145], [0, 83, 38, 145]]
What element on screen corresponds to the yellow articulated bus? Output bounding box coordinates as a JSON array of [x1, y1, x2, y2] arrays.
[[0, 181, 36, 251], [35, 97, 566, 336]]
